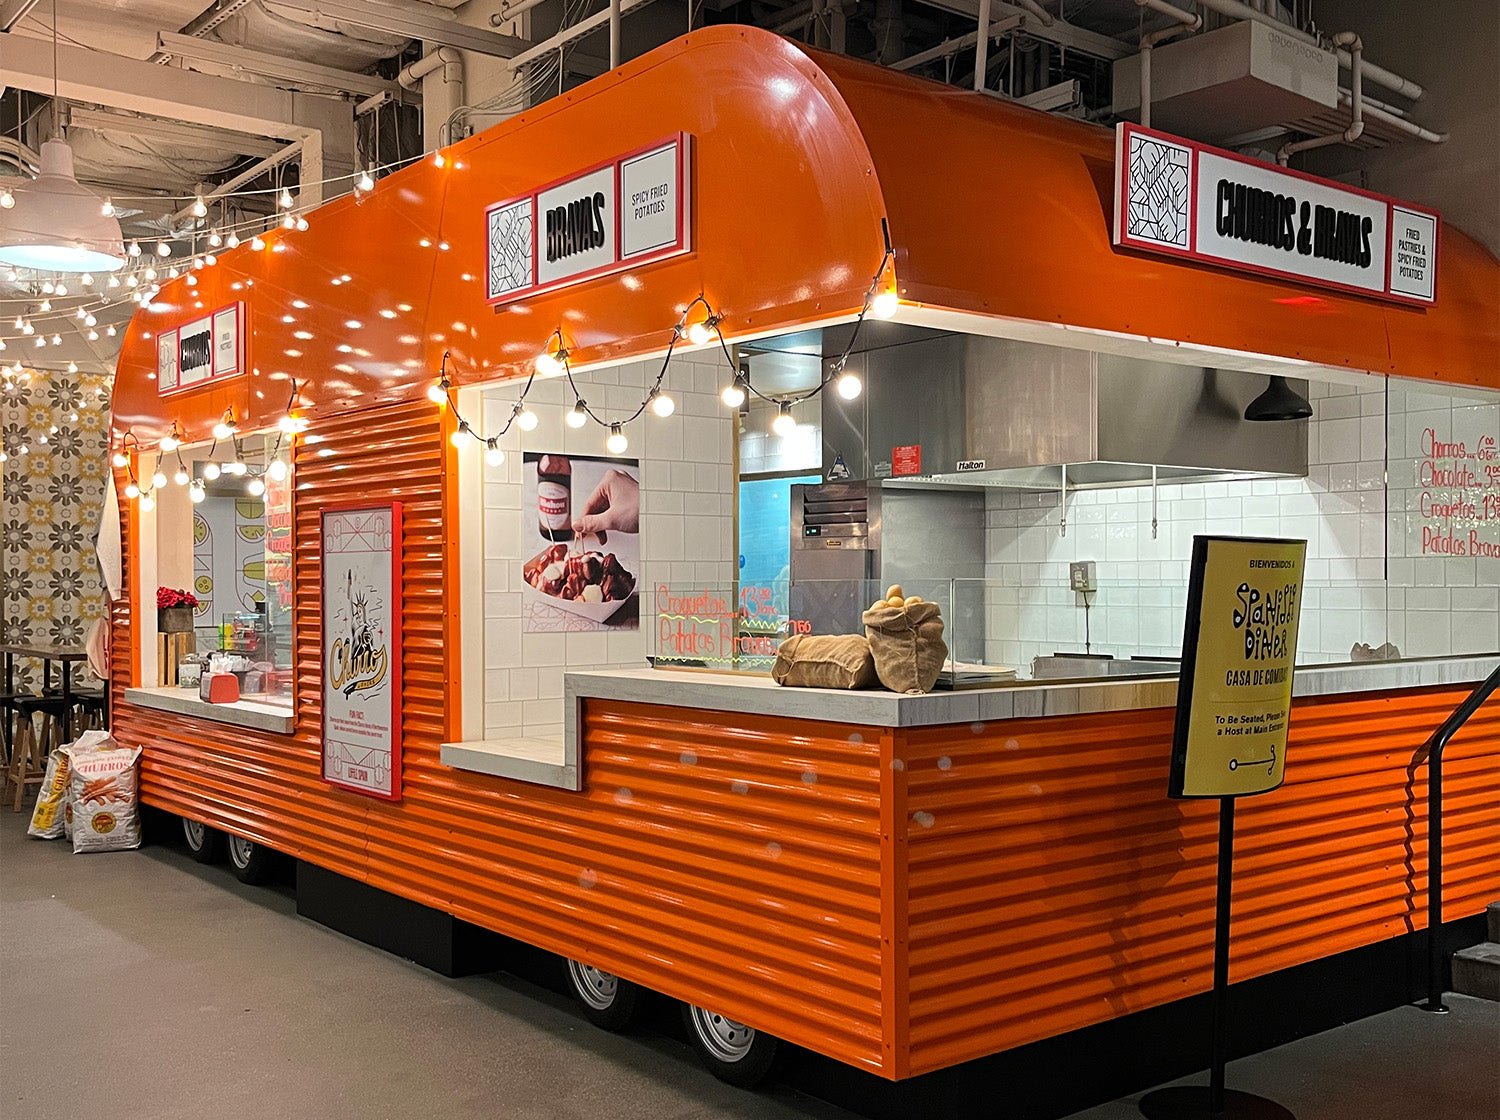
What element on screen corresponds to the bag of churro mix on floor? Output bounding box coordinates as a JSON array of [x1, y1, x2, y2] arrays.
[[66, 738, 143, 854], [27, 748, 73, 839]]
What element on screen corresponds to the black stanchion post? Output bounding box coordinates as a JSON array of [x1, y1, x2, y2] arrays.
[[1209, 796, 1234, 1112]]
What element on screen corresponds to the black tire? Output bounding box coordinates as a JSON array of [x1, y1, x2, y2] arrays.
[[225, 833, 274, 885], [680, 1002, 779, 1088], [566, 959, 642, 1030], [182, 817, 225, 864]]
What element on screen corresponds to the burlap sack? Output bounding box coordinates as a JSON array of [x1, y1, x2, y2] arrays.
[[862, 601, 948, 694], [772, 634, 878, 689]]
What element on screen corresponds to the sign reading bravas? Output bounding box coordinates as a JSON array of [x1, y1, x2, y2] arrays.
[[1114, 122, 1438, 305], [485, 135, 692, 306], [1169, 536, 1307, 799]]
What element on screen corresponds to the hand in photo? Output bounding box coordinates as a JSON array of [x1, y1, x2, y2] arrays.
[[573, 469, 640, 542]]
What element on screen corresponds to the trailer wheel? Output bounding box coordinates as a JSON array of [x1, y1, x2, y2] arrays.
[[182, 817, 225, 864], [680, 1003, 779, 1087], [226, 834, 274, 885], [566, 960, 642, 1030]]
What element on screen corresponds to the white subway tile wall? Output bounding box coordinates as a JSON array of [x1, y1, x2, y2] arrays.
[[480, 355, 737, 739], [981, 378, 1499, 674]]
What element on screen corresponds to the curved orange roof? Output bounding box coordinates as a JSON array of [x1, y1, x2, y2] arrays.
[[113, 26, 1498, 445]]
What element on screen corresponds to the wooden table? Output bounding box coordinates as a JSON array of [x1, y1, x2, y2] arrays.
[[1, 643, 88, 746]]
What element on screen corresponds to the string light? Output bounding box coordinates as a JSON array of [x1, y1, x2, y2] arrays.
[[174, 467, 190, 486], [450, 419, 471, 448], [128, 240, 141, 257], [772, 401, 797, 437], [202, 462, 221, 481], [268, 459, 289, 482], [139, 494, 155, 512], [566, 400, 589, 428], [190, 483, 206, 504], [687, 312, 720, 346], [212, 409, 237, 441], [124, 481, 140, 499], [251, 235, 265, 251], [649, 388, 675, 417], [357, 170, 375, 192], [279, 188, 294, 209], [836, 369, 863, 400], [605, 423, 628, 455], [247, 477, 266, 497], [160, 422, 182, 452], [191, 194, 208, 218], [0, 188, 13, 209], [208, 230, 222, 247], [720, 375, 747, 409], [156, 240, 171, 257], [485, 439, 504, 466], [514, 404, 539, 431]]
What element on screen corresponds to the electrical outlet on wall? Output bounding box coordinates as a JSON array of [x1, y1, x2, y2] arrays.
[[1070, 561, 1097, 593]]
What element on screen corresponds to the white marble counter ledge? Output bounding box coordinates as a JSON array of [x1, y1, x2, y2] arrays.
[[124, 685, 296, 735], [566, 655, 1499, 730], [440, 736, 574, 790]]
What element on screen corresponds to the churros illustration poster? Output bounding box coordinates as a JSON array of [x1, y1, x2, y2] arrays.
[[321, 504, 403, 800]]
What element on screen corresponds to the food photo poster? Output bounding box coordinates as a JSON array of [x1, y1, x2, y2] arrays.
[[521, 452, 640, 633]]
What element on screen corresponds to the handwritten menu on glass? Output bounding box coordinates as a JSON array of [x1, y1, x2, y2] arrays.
[[655, 584, 808, 670], [1414, 427, 1499, 560]]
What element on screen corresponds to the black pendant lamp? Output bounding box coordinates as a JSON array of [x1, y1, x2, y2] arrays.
[[1244, 375, 1312, 421]]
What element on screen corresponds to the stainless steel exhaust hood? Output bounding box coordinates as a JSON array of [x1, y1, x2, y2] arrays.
[[818, 332, 1307, 489]]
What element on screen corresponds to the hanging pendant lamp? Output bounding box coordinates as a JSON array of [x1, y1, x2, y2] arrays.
[[1244, 375, 1313, 422], [0, 138, 126, 272]]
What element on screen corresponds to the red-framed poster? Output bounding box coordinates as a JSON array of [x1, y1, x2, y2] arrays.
[[321, 502, 403, 800]]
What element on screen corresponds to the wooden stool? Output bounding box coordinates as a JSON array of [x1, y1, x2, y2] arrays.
[[6, 696, 67, 811]]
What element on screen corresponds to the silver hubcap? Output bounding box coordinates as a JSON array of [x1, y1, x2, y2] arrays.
[[688, 1006, 757, 1063], [183, 819, 207, 849], [568, 960, 620, 1010], [227, 835, 254, 867]]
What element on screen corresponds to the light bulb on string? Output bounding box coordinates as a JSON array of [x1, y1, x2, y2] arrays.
[[160, 427, 180, 452], [450, 420, 470, 449], [871, 288, 899, 319], [0, 188, 13, 209], [251, 235, 265, 251], [515, 405, 538, 432], [208, 230, 222, 248], [156, 241, 171, 257], [282, 214, 296, 230], [296, 217, 309, 232], [54, 282, 66, 295], [720, 376, 747, 409], [124, 481, 140, 499], [427, 378, 449, 405], [107, 275, 118, 288], [268, 459, 288, 482], [212, 411, 236, 440], [485, 440, 504, 466], [144, 267, 156, 281], [772, 401, 797, 437], [139, 494, 155, 512], [279, 188, 294, 209], [152, 470, 168, 489], [836, 370, 863, 400], [649, 389, 675, 418], [226, 232, 240, 249], [111, 451, 127, 468], [247, 476, 266, 497], [228, 459, 247, 476], [41, 280, 53, 293], [566, 400, 589, 429], [534, 342, 565, 377], [191, 195, 208, 218], [357, 170, 375, 192], [128, 240, 141, 257], [39, 299, 51, 312], [80, 273, 93, 286], [101, 198, 114, 217], [202, 462, 221, 481], [687, 314, 720, 346], [174, 468, 190, 486], [605, 423, 628, 455], [204, 253, 217, 266], [189, 483, 205, 504], [84, 314, 96, 327]]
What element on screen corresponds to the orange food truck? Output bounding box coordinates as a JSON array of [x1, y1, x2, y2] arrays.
[[105, 25, 1497, 1098]]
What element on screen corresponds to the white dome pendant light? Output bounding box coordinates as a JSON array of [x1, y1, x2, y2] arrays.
[[0, 1, 126, 273]]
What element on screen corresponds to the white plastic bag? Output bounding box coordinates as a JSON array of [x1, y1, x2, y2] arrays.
[[67, 739, 143, 854]]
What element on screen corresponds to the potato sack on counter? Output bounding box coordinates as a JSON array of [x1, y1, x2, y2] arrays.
[[771, 633, 878, 690], [862, 585, 949, 694]]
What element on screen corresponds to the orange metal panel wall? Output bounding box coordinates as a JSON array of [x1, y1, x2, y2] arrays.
[[897, 687, 1499, 1077]]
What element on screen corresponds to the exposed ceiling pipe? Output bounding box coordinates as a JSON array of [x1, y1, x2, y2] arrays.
[[490, 0, 550, 24], [167, 136, 303, 226], [893, 12, 1020, 72], [0, 136, 41, 175], [1192, 0, 1425, 101], [1278, 31, 1362, 164], [1335, 89, 1446, 144], [399, 47, 464, 149], [974, 0, 991, 90], [609, 0, 621, 69], [1134, 0, 1200, 129], [505, 0, 658, 73], [1012, 0, 1052, 27]]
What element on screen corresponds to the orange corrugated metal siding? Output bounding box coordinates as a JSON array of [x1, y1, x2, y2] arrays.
[[898, 689, 1499, 1076]]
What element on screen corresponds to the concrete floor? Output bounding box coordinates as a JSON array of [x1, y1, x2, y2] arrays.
[[3, 803, 1495, 1120]]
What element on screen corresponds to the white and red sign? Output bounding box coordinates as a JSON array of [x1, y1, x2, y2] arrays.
[[322, 503, 403, 801], [485, 134, 692, 306], [1113, 123, 1438, 305], [156, 301, 245, 394]]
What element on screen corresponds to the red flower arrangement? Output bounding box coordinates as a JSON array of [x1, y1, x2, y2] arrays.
[[157, 586, 199, 610]]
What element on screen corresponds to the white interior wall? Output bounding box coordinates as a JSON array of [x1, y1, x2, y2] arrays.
[[479, 351, 736, 740], [982, 376, 1499, 673]]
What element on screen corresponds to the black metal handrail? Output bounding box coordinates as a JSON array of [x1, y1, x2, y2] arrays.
[[1418, 662, 1500, 1013]]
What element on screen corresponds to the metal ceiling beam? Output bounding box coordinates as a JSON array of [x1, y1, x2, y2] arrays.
[[912, 0, 1130, 60], [68, 107, 286, 160], [891, 13, 1022, 71], [0, 0, 39, 32], [505, 0, 656, 72], [266, 0, 528, 59], [0, 32, 337, 142], [168, 138, 305, 226], [156, 31, 404, 100]]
